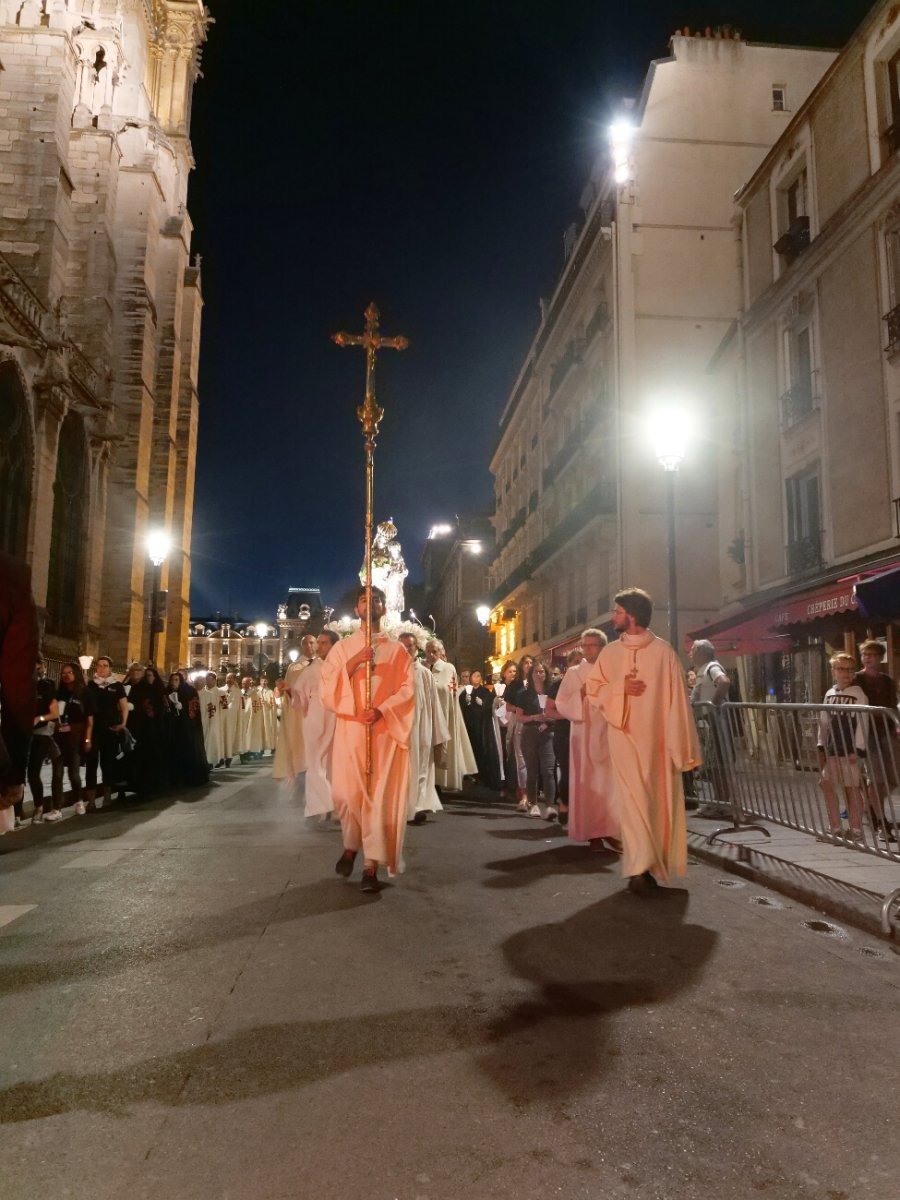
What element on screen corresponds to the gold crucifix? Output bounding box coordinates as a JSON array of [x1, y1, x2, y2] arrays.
[[332, 302, 409, 784]]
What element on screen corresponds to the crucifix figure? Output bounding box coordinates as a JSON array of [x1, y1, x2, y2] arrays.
[[332, 303, 408, 783]]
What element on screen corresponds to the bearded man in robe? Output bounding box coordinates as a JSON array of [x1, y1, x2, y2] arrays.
[[585, 588, 701, 894], [552, 628, 619, 851], [294, 630, 339, 820], [399, 632, 448, 825], [220, 673, 244, 762], [319, 586, 414, 893], [198, 672, 223, 767], [425, 638, 477, 793], [273, 633, 316, 782]]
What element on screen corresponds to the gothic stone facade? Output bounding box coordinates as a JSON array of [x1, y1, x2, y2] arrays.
[[0, 0, 208, 672]]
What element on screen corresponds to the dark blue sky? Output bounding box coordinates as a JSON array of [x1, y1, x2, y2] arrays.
[[187, 0, 872, 622]]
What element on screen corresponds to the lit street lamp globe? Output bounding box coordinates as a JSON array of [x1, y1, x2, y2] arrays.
[[146, 529, 171, 566]]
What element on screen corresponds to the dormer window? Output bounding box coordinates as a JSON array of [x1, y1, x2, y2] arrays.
[[772, 85, 787, 112]]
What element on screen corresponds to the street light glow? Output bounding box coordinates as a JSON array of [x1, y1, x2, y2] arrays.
[[288, 648, 299, 663], [650, 403, 691, 472], [429, 523, 453, 539], [146, 528, 171, 566], [467, 541, 483, 554], [475, 604, 491, 626], [254, 622, 269, 639], [609, 117, 636, 186]]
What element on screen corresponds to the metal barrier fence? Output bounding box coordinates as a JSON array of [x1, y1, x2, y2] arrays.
[[692, 700, 900, 866]]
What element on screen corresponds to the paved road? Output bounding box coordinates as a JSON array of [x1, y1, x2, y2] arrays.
[[1, 766, 897, 1200]]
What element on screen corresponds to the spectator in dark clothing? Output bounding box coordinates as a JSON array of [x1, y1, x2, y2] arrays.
[[167, 671, 210, 786], [459, 670, 503, 789], [129, 667, 172, 795], [0, 552, 38, 833], [855, 639, 899, 842], [546, 648, 583, 827], [55, 661, 93, 816], [84, 656, 129, 809], [20, 654, 63, 824], [518, 659, 558, 820]]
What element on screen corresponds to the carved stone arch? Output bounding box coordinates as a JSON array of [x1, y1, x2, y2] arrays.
[[45, 410, 89, 638], [0, 355, 35, 560]]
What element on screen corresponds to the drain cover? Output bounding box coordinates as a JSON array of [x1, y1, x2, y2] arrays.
[[858, 946, 890, 960], [750, 895, 783, 909], [716, 878, 746, 888], [801, 919, 849, 939]]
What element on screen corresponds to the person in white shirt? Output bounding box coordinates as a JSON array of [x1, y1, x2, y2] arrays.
[[689, 639, 733, 817], [817, 653, 869, 842]]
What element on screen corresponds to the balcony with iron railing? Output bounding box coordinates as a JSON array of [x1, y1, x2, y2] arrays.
[[542, 405, 609, 488], [786, 532, 822, 575], [773, 215, 810, 266], [780, 372, 818, 430], [884, 303, 900, 357]]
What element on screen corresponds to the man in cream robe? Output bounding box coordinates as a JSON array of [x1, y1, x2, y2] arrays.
[[242, 677, 265, 758], [199, 672, 223, 767], [425, 639, 476, 793], [553, 628, 618, 849], [273, 635, 316, 781], [399, 633, 449, 822], [294, 631, 338, 817], [320, 587, 415, 891], [585, 589, 701, 893], [260, 678, 277, 753], [220, 673, 245, 762]]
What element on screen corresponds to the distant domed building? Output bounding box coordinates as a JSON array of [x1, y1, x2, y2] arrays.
[[187, 587, 331, 678]]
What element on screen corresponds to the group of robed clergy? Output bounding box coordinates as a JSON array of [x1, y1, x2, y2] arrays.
[[253, 582, 700, 898]]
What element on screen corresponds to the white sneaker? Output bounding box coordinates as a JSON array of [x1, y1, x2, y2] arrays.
[[43, 810, 62, 822], [74, 800, 86, 816], [528, 804, 543, 818]]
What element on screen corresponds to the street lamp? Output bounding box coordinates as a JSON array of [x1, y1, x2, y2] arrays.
[[254, 621, 268, 678], [288, 648, 299, 664], [146, 529, 171, 667], [475, 604, 492, 677], [651, 406, 690, 652]]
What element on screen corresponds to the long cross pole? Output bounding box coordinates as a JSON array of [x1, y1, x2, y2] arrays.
[[332, 303, 408, 784]]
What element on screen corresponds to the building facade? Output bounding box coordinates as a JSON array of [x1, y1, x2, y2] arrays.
[[0, 1, 209, 672], [696, 0, 900, 701], [187, 588, 329, 677], [421, 517, 493, 672], [486, 29, 835, 667]]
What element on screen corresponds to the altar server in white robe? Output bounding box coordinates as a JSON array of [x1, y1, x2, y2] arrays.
[[400, 633, 449, 821], [425, 638, 476, 792], [220, 673, 245, 761], [199, 672, 223, 767], [585, 588, 701, 893], [294, 630, 339, 817], [260, 678, 277, 753], [553, 628, 618, 849], [273, 634, 315, 782], [242, 676, 266, 757]]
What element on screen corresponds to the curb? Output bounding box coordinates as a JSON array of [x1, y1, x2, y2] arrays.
[[687, 830, 898, 946]]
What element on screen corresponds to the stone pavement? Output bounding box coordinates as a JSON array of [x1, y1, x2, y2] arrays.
[[1, 765, 898, 1200]]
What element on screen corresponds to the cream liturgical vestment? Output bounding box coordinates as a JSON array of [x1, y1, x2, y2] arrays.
[[295, 658, 336, 817], [431, 659, 477, 792], [408, 660, 449, 818], [221, 683, 245, 759], [319, 630, 414, 875], [260, 684, 277, 751], [198, 684, 222, 766], [244, 685, 265, 755], [554, 659, 617, 843], [585, 631, 701, 880], [272, 658, 312, 781]]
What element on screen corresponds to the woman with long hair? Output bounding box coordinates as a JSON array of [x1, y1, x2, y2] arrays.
[[53, 661, 93, 819], [504, 654, 534, 809], [518, 659, 558, 819]]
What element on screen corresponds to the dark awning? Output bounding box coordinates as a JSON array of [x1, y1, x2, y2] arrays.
[[854, 566, 900, 620]]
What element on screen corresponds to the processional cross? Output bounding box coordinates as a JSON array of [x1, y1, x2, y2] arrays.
[[332, 302, 409, 784]]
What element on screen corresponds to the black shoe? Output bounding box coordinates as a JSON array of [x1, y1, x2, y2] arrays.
[[361, 868, 381, 894], [627, 871, 660, 895], [410, 811, 428, 826], [335, 850, 357, 878]]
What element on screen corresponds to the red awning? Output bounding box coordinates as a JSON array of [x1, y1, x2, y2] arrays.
[[688, 578, 864, 656]]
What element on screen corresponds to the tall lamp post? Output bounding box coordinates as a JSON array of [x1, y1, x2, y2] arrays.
[[652, 409, 688, 652], [146, 529, 171, 668], [476, 604, 492, 676], [254, 622, 268, 680]]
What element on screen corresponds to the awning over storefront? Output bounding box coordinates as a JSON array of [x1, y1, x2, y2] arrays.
[[688, 578, 864, 655], [854, 565, 900, 620]]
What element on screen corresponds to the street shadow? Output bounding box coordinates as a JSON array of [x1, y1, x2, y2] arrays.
[[0, 880, 371, 998], [477, 889, 716, 1103], [0, 891, 715, 1120], [485, 824, 568, 841], [482, 843, 615, 889]]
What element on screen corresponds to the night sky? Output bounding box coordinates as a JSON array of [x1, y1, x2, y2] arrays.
[[187, 0, 872, 623]]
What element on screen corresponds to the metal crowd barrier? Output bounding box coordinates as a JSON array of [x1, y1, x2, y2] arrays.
[[691, 700, 900, 876]]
